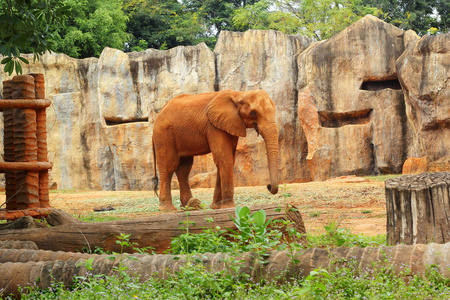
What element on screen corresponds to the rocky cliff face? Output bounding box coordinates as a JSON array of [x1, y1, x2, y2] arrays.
[[0, 15, 448, 190], [396, 33, 450, 161], [297, 15, 420, 180]]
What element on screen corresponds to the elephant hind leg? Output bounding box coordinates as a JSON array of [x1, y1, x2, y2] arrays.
[[158, 171, 177, 211], [176, 156, 194, 207], [156, 148, 179, 211]]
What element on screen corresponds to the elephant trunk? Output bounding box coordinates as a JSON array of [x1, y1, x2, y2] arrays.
[[260, 122, 279, 194]]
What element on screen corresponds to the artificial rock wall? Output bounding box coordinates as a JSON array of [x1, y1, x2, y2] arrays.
[[1, 15, 449, 190], [297, 15, 419, 180]]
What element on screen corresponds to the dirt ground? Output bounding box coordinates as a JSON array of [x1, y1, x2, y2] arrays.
[[42, 175, 387, 237]]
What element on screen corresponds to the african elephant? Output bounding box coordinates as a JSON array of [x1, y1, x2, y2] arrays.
[[152, 89, 279, 211]]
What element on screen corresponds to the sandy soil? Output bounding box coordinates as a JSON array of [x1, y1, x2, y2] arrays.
[[39, 176, 387, 237]]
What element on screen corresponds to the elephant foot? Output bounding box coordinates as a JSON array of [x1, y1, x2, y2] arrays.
[[220, 201, 235, 209], [210, 202, 222, 209], [210, 201, 235, 210], [159, 203, 177, 211]]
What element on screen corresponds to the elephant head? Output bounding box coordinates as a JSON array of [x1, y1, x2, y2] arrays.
[[206, 90, 279, 194]]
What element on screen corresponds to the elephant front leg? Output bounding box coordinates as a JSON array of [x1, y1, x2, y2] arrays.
[[209, 135, 238, 209], [219, 165, 235, 209], [210, 161, 235, 209], [210, 172, 222, 209]]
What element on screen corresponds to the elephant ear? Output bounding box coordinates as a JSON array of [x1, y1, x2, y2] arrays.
[[206, 93, 247, 137]]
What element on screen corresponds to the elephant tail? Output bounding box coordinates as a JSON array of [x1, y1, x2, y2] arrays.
[[152, 142, 159, 197]]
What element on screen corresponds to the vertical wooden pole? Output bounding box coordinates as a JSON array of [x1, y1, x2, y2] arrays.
[[12, 75, 39, 209], [30, 74, 50, 208], [2, 80, 16, 209]]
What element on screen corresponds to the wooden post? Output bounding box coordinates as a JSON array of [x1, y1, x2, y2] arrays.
[[386, 172, 450, 245], [12, 75, 40, 209], [0, 74, 53, 220], [30, 73, 50, 208], [2, 80, 16, 210]]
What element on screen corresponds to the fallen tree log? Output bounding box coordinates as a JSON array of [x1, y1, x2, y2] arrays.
[[386, 172, 450, 245], [0, 204, 306, 253], [2, 243, 450, 298], [0, 216, 47, 230], [0, 241, 38, 250]]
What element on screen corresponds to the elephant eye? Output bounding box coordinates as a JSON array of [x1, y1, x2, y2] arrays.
[[251, 111, 257, 119]]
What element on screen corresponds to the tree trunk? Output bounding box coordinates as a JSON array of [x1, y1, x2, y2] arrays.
[[0, 204, 306, 254], [385, 171, 450, 245], [2, 242, 450, 298]]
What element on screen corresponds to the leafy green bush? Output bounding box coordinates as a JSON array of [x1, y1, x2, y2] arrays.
[[170, 226, 233, 254], [228, 206, 281, 253]]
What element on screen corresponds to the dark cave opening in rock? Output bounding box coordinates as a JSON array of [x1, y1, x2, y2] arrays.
[[318, 109, 373, 128], [104, 117, 149, 126], [360, 79, 402, 91]]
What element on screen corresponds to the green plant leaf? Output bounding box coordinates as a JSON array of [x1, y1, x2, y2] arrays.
[[18, 56, 29, 64], [252, 210, 266, 227], [337, 238, 346, 247], [264, 217, 274, 228], [317, 282, 327, 291], [1, 57, 11, 64], [15, 60, 22, 75], [238, 206, 250, 219], [4, 60, 14, 75]]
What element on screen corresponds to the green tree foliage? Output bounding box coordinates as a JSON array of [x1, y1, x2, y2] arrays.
[[124, 0, 210, 51], [232, 0, 301, 34], [124, 1, 258, 51], [183, 0, 258, 37], [294, 0, 377, 39], [234, 0, 377, 40], [362, 0, 449, 35], [2, 0, 446, 66], [52, 0, 129, 58], [0, 0, 69, 75], [435, 0, 450, 33]]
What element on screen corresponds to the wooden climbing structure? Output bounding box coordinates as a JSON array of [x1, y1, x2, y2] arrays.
[[0, 74, 53, 220]]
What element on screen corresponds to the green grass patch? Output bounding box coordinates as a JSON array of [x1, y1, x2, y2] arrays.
[[49, 189, 85, 194], [364, 174, 402, 181], [78, 214, 127, 223]]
